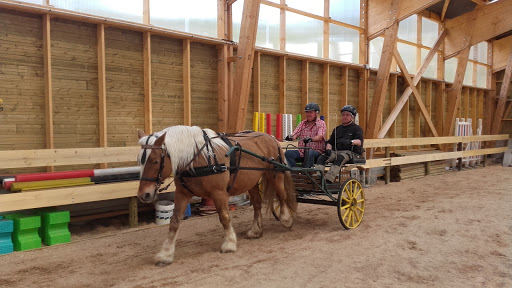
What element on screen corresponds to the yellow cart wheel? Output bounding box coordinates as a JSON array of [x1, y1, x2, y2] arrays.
[[337, 178, 365, 229]]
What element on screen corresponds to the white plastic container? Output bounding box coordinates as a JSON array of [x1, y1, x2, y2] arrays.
[[155, 200, 174, 225]]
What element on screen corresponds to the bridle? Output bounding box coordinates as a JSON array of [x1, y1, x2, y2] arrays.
[[140, 144, 174, 196]]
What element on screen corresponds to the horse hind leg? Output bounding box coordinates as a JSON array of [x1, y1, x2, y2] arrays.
[[154, 190, 190, 266], [211, 191, 237, 253], [246, 184, 263, 239]]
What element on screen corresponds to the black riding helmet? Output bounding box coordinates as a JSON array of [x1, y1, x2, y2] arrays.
[[304, 103, 320, 112], [341, 105, 357, 117]]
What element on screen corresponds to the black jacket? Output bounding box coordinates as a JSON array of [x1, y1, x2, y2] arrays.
[[327, 122, 364, 155]]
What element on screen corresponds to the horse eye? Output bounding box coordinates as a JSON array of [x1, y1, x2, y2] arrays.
[[154, 160, 159, 165]]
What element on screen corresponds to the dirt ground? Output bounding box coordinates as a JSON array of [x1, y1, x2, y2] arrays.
[[1, 165, 511, 288]]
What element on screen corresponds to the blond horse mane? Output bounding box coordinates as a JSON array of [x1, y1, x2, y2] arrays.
[[138, 125, 229, 175]]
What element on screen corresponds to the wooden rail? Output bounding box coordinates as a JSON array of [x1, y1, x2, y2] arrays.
[[0, 134, 509, 216]]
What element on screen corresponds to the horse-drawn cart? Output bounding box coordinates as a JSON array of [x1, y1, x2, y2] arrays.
[[225, 143, 366, 230]]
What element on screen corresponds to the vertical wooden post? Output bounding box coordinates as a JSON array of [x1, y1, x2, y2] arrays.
[[183, 39, 191, 126], [279, 56, 286, 114], [129, 197, 138, 228], [97, 24, 108, 169], [341, 67, 349, 108], [301, 60, 309, 120], [253, 51, 261, 114], [425, 162, 431, 176], [43, 14, 54, 172], [385, 147, 390, 184], [491, 53, 512, 134], [323, 64, 330, 132], [143, 0, 150, 25], [389, 74, 398, 139], [359, 0, 368, 65], [218, 44, 229, 132], [358, 69, 369, 132], [143, 32, 152, 133]]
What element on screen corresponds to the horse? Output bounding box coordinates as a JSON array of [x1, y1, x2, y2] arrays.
[[136, 125, 297, 266]]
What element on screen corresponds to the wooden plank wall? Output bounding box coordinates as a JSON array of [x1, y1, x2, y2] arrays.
[[151, 35, 184, 131], [105, 27, 144, 147], [285, 59, 302, 116], [190, 42, 219, 129], [0, 8, 493, 175], [0, 10, 45, 174]]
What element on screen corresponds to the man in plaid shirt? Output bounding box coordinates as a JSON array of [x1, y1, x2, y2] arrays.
[[284, 103, 326, 168]]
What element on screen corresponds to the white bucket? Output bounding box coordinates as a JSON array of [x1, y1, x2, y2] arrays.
[[155, 200, 174, 225]]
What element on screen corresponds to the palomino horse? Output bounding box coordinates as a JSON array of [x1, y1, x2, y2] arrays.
[[137, 125, 297, 266]]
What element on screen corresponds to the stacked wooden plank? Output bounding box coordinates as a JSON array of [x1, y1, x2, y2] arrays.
[[392, 160, 447, 182]]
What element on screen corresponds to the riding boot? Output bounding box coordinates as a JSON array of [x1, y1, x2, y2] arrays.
[[325, 165, 341, 183], [313, 165, 325, 177]]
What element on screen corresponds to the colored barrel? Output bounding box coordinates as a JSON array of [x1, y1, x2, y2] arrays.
[[266, 114, 272, 135], [253, 112, 259, 131], [259, 113, 265, 133], [276, 114, 282, 139]]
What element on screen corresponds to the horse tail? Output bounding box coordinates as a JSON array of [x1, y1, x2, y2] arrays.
[[283, 171, 298, 213], [261, 171, 297, 214]]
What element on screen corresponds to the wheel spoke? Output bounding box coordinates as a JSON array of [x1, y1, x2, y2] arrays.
[[343, 207, 350, 220], [354, 210, 361, 223], [354, 186, 362, 198]]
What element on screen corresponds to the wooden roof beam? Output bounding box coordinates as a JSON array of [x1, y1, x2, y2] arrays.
[[444, 0, 512, 59], [492, 36, 512, 73], [368, 0, 442, 39], [491, 53, 512, 134], [227, 0, 260, 132], [366, 0, 400, 139]]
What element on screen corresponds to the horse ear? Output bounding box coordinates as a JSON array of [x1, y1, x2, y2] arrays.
[[137, 129, 146, 140], [154, 132, 167, 146]]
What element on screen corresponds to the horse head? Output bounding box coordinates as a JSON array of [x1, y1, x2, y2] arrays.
[[137, 130, 172, 203]]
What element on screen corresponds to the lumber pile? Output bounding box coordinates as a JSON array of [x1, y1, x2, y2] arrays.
[[391, 160, 447, 182]]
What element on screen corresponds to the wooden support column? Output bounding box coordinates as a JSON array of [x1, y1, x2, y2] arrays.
[[341, 67, 349, 107], [143, 32, 152, 133], [217, 44, 229, 132], [253, 51, 261, 114], [414, 82, 422, 149], [129, 197, 138, 228], [402, 95, 409, 150], [301, 60, 309, 120], [389, 74, 397, 139], [43, 15, 53, 148], [323, 0, 329, 59], [97, 24, 107, 169], [491, 53, 512, 134], [228, 0, 260, 132], [359, 0, 368, 64], [323, 64, 330, 132], [218, 0, 227, 40], [425, 81, 432, 138], [279, 56, 286, 114], [463, 88, 470, 120], [471, 89, 477, 135], [435, 82, 445, 136], [384, 147, 390, 184], [183, 39, 191, 126], [443, 46, 471, 137], [143, 0, 150, 24], [358, 69, 369, 132], [366, 13, 399, 139], [378, 30, 446, 138], [43, 14, 54, 172]]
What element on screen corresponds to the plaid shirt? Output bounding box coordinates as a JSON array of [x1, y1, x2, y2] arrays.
[[292, 118, 327, 156]]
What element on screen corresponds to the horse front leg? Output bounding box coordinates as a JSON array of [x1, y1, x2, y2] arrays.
[[246, 185, 263, 239], [154, 189, 190, 266], [211, 192, 237, 253]]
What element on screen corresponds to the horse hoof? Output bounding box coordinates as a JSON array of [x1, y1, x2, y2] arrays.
[[155, 261, 172, 267], [246, 230, 263, 239], [220, 242, 237, 253]]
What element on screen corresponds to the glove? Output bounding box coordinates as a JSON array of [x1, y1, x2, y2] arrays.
[[325, 149, 332, 157], [285, 135, 293, 141], [303, 137, 312, 144]]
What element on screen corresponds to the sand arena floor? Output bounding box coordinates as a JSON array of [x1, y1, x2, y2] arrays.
[[1, 165, 511, 288]]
